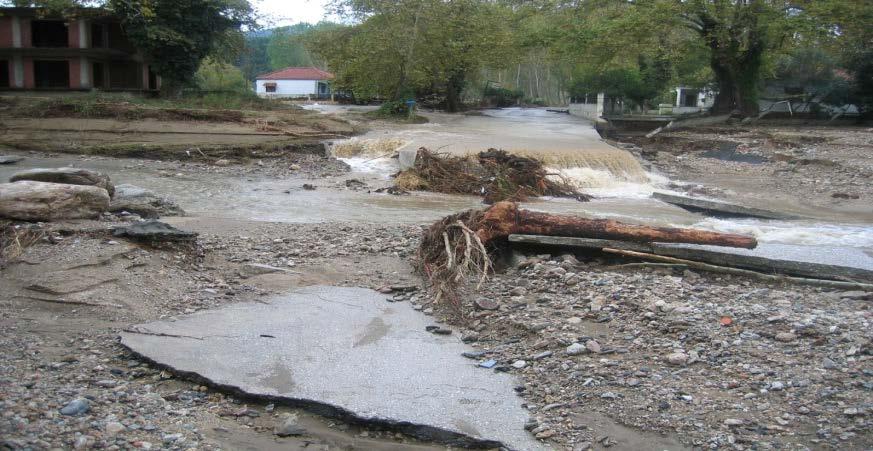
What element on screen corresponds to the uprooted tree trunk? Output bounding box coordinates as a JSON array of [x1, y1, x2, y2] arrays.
[[475, 202, 757, 249], [418, 202, 756, 310]]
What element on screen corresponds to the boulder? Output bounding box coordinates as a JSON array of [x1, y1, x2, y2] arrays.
[[109, 184, 185, 219], [0, 181, 110, 221], [10, 167, 114, 197]]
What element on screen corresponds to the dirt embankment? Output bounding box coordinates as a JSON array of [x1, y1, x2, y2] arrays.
[[613, 125, 873, 222], [0, 96, 358, 163]]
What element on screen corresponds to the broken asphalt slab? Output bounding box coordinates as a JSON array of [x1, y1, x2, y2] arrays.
[[120, 285, 549, 450], [652, 192, 799, 220], [509, 235, 873, 283]]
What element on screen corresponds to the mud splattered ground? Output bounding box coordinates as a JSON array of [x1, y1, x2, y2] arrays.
[[615, 125, 873, 223]]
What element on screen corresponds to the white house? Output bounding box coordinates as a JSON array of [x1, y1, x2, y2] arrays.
[[255, 67, 333, 98]]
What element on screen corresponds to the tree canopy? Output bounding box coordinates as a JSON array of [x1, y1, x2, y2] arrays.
[[110, 0, 256, 90], [4, 0, 871, 115], [307, 0, 516, 111]]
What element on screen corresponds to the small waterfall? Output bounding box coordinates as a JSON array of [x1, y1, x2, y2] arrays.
[[328, 136, 656, 194], [507, 147, 650, 183], [329, 138, 406, 158]]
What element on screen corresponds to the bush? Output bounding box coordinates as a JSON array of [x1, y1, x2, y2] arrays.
[[364, 100, 428, 123], [483, 86, 522, 107]]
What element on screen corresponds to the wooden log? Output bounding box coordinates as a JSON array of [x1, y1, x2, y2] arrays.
[[478, 202, 757, 249]]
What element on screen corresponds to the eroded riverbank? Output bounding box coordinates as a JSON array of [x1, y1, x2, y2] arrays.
[[1, 107, 872, 450]]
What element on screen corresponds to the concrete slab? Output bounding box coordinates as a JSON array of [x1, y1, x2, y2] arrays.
[[657, 242, 873, 282], [652, 192, 798, 220], [120, 286, 548, 450], [509, 234, 873, 282]]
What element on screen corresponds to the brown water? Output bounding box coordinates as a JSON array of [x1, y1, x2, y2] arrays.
[[329, 107, 649, 185], [3, 107, 872, 249]]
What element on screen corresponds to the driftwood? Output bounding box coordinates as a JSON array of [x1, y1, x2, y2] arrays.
[[397, 148, 590, 204], [602, 248, 873, 291], [476, 202, 757, 249], [419, 202, 757, 310]]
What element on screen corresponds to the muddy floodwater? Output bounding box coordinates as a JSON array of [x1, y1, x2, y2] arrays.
[[3, 107, 872, 253]]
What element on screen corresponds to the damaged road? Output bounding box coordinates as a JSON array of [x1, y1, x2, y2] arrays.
[[120, 285, 546, 450]]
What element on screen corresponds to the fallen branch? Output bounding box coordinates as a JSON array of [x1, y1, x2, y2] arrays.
[[12, 295, 122, 308], [605, 262, 689, 271], [601, 248, 873, 291]]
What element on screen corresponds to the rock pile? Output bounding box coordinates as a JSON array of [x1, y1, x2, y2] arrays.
[[1, 168, 183, 222]]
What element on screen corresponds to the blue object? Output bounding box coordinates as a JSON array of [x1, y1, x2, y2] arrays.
[[478, 359, 498, 369]]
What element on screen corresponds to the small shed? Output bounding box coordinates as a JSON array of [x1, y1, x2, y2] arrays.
[[255, 67, 333, 98]]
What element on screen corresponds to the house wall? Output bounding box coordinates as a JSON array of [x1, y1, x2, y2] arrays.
[[256, 79, 318, 97], [568, 93, 605, 121], [0, 10, 160, 91], [0, 17, 13, 48]]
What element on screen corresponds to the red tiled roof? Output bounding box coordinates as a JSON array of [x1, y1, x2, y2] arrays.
[[256, 67, 334, 81]]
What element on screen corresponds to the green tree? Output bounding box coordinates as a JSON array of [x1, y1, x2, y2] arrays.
[[309, 0, 515, 112], [550, 1, 798, 116], [265, 23, 333, 70], [109, 0, 256, 92], [237, 33, 271, 82], [195, 57, 249, 92], [798, 1, 873, 116]]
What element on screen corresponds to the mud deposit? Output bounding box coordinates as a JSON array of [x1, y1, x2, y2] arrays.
[[1, 107, 871, 451]]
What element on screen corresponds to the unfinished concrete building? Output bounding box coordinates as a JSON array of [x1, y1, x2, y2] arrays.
[[0, 8, 160, 91]]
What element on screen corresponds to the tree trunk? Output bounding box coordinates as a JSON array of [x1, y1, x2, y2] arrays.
[[710, 57, 761, 117], [702, 2, 766, 117], [445, 72, 465, 113], [393, 3, 424, 100], [476, 202, 757, 249]]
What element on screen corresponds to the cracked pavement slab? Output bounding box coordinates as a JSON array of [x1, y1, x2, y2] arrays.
[[120, 285, 549, 450]]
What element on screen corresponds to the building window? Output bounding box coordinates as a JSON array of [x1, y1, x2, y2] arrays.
[[265, 83, 277, 93], [91, 23, 105, 48], [92, 62, 105, 89], [0, 61, 8, 88], [34, 60, 70, 88], [31, 21, 69, 48]]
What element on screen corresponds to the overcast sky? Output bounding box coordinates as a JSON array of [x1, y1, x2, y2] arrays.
[[253, 0, 336, 27]]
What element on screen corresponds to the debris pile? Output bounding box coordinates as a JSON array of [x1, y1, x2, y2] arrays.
[[396, 148, 591, 203]]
